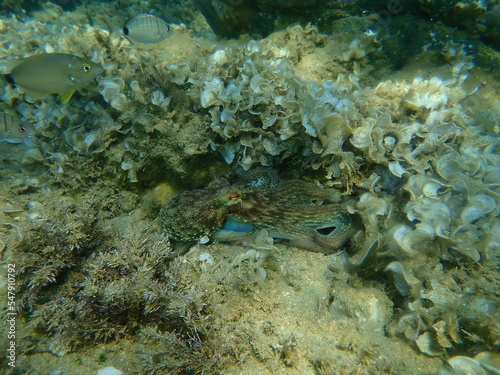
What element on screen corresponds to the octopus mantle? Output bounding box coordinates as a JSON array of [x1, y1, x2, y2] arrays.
[[159, 178, 358, 253]]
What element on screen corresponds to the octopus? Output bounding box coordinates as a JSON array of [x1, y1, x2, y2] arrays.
[[158, 176, 359, 253]]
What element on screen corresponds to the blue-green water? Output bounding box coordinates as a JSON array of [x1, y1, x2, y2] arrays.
[[1, 1, 499, 374]]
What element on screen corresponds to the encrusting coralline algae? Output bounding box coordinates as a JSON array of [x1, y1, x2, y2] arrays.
[[0, 1, 499, 373]]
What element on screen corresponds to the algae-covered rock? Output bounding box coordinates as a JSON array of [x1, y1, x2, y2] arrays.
[[478, 4, 500, 49]]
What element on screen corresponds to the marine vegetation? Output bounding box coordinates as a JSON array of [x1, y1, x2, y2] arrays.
[[0, 0, 499, 373], [5, 185, 228, 373]]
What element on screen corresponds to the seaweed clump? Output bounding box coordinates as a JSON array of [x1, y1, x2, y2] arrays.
[[5, 186, 229, 374]]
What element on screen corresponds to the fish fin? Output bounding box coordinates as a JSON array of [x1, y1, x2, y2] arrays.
[[123, 35, 135, 45], [59, 91, 75, 104], [3, 73, 15, 85], [0, 137, 24, 144], [2, 74, 43, 100], [5, 83, 46, 100], [22, 90, 45, 100]]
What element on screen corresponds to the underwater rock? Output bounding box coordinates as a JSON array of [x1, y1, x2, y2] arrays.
[[329, 285, 393, 328], [256, 0, 320, 8], [479, 4, 500, 49], [196, 0, 272, 38]]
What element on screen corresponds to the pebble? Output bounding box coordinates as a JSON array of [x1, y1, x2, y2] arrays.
[[96, 366, 123, 375]]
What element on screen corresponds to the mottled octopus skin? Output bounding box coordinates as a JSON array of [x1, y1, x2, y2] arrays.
[[159, 178, 357, 253], [159, 178, 241, 242], [227, 180, 356, 252]]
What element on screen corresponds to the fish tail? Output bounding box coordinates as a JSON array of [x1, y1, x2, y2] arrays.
[[3, 73, 15, 85]]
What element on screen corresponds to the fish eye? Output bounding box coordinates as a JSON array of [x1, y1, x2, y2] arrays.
[[82, 64, 92, 73], [18, 125, 26, 133]]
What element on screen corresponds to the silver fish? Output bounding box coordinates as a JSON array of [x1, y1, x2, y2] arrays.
[[124, 14, 173, 44], [4, 53, 103, 102], [0, 112, 34, 144]]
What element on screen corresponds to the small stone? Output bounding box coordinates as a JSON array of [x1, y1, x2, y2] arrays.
[[96, 366, 123, 375]]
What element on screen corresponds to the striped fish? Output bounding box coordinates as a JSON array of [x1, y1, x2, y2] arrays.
[[123, 14, 173, 44], [0, 111, 34, 144]]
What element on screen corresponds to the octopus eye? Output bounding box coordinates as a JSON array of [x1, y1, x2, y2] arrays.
[[228, 191, 240, 201]]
